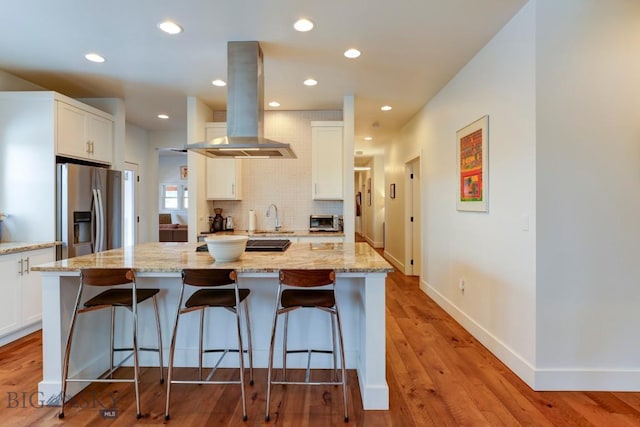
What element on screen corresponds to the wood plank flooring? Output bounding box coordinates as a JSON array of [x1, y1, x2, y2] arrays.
[[2, 264, 640, 425]]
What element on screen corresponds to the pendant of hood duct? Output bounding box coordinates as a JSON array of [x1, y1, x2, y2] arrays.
[[187, 41, 296, 159]]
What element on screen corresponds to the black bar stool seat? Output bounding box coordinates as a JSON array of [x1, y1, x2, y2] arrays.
[[186, 288, 250, 308], [84, 288, 160, 307]]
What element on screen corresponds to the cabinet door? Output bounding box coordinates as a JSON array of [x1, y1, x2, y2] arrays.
[[21, 248, 54, 326], [312, 125, 344, 200], [0, 254, 20, 337], [206, 158, 243, 200], [204, 123, 243, 200], [57, 102, 89, 160], [86, 113, 113, 164]]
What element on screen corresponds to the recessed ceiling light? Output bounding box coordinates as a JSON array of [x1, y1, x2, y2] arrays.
[[158, 21, 183, 35], [381, 105, 393, 111], [354, 166, 371, 171], [211, 79, 226, 87], [364, 136, 373, 141], [268, 101, 281, 107], [85, 53, 105, 63], [294, 18, 314, 32], [157, 114, 169, 119], [303, 78, 318, 86], [344, 48, 361, 59]]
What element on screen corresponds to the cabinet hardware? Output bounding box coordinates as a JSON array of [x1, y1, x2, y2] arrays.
[[18, 258, 23, 276], [24, 257, 29, 275]]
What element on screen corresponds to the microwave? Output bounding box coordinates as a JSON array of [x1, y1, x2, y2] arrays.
[[309, 214, 340, 232]]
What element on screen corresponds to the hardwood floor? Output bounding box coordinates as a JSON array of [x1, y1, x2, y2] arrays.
[[2, 265, 640, 425]]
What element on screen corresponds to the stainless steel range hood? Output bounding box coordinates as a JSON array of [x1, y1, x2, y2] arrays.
[[187, 41, 296, 159]]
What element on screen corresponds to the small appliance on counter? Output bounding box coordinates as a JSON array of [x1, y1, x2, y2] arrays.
[[309, 214, 341, 232], [211, 208, 225, 232]]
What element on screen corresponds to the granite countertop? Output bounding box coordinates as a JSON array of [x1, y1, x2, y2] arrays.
[[31, 242, 393, 274], [0, 241, 60, 255], [201, 230, 345, 238]]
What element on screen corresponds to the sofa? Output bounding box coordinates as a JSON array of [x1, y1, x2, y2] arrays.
[[159, 213, 188, 242]]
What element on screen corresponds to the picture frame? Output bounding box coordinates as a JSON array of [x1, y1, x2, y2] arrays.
[[367, 177, 372, 206], [456, 115, 489, 212], [180, 165, 188, 180], [390, 183, 396, 199]]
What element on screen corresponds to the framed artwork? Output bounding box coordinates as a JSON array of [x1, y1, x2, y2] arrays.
[[180, 165, 188, 180], [456, 115, 488, 212], [390, 183, 396, 199], [367, 177, 371, 206]]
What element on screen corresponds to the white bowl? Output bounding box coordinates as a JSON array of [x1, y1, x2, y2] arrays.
[[204, 235, 249, 262]]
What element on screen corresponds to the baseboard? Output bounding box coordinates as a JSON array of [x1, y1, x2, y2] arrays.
[[383, 250, 404, 273], [0, 322, 41, 347], [421, 278, 536, 388], [421, 278, 640, 391]]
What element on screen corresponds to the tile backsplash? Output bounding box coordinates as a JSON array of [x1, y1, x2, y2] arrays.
[[207, 110, 343, 232]]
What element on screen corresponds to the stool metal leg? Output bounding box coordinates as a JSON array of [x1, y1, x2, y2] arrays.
[[132, 298, 141, 419], [235, 289, 247, 421], [282, 311, 289, 381], [335, 307, 349, 422], [165, 284, 185, 421], [109, 306, 116, 379], [199, 308, 205, 381], [242, 298, 254, 385], [265, 289, 281, 422], [151, 295, 164, 383], [58, 283, 84, 419], [331, 314, 338, 382]]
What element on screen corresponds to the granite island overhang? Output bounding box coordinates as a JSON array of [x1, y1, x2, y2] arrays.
[[32, 242, 393, 410]]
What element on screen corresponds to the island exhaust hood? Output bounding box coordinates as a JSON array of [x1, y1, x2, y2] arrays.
[[187, 41, 296, 159]]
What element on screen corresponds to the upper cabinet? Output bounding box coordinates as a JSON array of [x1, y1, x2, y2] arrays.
[[311, 121, 344, 200], [204, 123, 243, 200], [57, 100, 114, 165]]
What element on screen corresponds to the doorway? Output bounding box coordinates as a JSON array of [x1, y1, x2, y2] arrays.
[[405, 158, 421, 276], [123, 161, 139, 247]]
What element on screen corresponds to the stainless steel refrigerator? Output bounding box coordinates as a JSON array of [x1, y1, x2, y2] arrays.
[[56, 163, 122, 260]]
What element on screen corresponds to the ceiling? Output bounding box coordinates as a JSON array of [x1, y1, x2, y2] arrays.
[[0, 0, 526, 156]]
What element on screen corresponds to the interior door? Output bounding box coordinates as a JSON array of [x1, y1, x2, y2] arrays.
[[407, 158, 421, 276]]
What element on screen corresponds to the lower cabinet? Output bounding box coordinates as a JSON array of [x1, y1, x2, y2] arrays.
[[0, 247, 54, 344]]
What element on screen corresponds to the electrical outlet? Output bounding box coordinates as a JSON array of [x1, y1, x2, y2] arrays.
[[459, 278, 465, 293]]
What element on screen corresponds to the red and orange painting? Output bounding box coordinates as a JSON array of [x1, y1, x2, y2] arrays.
[[456, 115, 488, 211]]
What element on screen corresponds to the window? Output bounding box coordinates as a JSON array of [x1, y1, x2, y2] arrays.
[[162, 184, 188, 210]]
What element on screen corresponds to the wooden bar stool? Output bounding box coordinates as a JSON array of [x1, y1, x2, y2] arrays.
[[59, 268, 163, 419], [165, 269, 253, 421], [265, 269, 348, 423]]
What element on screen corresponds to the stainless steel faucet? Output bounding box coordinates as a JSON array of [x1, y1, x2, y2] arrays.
[[266, 204, 281, 231]]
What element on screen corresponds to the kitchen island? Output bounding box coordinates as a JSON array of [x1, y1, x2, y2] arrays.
[[32, 241, 393, 410]]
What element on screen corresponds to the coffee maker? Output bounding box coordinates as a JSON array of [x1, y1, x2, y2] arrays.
[[210, 208, 224, 232]]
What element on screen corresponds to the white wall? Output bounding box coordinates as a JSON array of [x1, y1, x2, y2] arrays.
[[535, 0, 640, 389], [124, 124, 150, 242], [388, 1, 538, 384]]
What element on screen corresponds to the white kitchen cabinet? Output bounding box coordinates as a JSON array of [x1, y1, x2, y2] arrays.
[[311, 121, 344, 200], [0, 253, 21, 337], [57, 100, 114, 164], [0, 247, 54, 345], [204, 123, 243, 200]]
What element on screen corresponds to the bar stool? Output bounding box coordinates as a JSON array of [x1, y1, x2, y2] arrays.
[[265, 269, 348, 423], [59, 268, 163, 419], [165, 269, 253, 421]]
